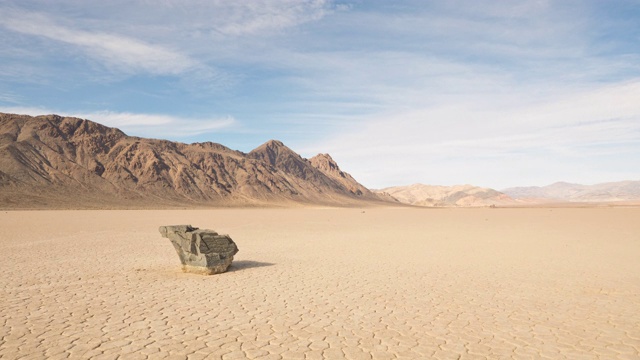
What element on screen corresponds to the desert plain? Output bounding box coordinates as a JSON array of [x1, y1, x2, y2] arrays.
[[1, 207, 639, 360]]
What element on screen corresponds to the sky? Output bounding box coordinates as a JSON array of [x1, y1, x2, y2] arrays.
[[1, 0, 639, 189]]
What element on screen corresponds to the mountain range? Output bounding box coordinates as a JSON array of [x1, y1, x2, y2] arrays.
[[377, 184, 518, 207], [0, 113, 390, 209], [502, 181, 640, 203], [1, 112, 638, 209], [378, 180, 640, 207]]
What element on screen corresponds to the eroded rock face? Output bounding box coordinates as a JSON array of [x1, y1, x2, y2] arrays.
[[159, 225, 239, 274]]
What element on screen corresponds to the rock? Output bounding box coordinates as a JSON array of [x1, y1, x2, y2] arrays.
[[159, 225, 239, 274]]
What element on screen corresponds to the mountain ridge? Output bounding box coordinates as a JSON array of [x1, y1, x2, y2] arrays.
[[0, 112, 389, 209], [380, 180, 640, 207], [502, 180, 640, 202], [376, 183, 518, 207]]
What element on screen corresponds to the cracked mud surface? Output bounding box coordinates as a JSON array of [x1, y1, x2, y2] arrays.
[[1, 208, 639, 359]]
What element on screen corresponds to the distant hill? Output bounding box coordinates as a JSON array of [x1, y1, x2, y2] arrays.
[[377, 183, 517, 207], [502, 181, 640, 202], [0, 112, 390, 209]]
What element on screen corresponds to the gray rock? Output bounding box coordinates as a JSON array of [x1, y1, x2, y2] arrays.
[[159, 225, 239, 274]]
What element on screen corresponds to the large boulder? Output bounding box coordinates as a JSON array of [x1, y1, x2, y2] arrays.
[[159, 225, 239, 274]]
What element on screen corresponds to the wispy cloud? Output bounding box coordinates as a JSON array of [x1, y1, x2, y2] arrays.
[[301, 79, 640, 189], [239, 1, 622, 126], [0, 9, 197, 75], [77, 111, 237, 138], [0, 1, 335, 91], [203, 0, 332, 36], [0, 106, 237, 139], [1, 1, 639, 188], [0, 91, 21, 104]]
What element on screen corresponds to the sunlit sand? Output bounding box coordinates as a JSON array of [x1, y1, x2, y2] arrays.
[[1, 207, 639, 359]]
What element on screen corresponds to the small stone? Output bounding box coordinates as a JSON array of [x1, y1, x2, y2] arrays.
[[159, 225, 239, 274]]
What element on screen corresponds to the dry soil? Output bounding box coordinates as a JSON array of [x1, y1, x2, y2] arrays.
[[1, 207, 639, 359]]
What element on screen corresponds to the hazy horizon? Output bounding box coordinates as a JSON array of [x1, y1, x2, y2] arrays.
[[1, 1, 639, 189]]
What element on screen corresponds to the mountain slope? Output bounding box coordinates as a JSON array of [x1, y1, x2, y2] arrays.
[[309, 153, 379, 199], [0, 113, 388, 208], [378, 183, 517, 207]]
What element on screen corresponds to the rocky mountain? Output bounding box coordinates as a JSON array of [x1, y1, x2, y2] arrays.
[[377, 183, 517, 207], [502, 181, 640, 202], [0, 113, 388, 209], [308, 154, 368, 196]]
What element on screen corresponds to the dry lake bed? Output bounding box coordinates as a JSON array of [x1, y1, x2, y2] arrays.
[[1, 207, 639, 359]]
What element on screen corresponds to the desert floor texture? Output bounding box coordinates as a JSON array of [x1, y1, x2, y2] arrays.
[[1, 207, 639, 360]]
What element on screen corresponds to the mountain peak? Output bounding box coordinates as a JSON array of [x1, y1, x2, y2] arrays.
[[309, 153, 340, 172], [0, 113, 391, 208], [253, 139, 287, 151], [312, 153, 335, 161], [265, 139, 284, 146], [309, 153, 380, 198], [249, 139, 300, 167]]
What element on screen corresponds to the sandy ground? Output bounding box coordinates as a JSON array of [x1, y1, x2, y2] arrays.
[[1, 207, 639, 360]]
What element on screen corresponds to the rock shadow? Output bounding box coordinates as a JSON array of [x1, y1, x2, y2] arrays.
[[228, 260, 275, 272]]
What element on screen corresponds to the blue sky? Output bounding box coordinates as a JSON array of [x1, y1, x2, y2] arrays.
[[1, 0, 639, 189]]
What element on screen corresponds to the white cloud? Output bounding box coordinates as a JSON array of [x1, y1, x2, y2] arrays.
[[301, 79, 640, 189], [0, 1, 334, 88], [0, 91, 20, 104], [2, 0, 334, 41], [84, 111, 237, 138], [206, 0, 331, 36], [1, 1, 638, 188], [0, 10, 197, 75], [0, 106, 237, 139]]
